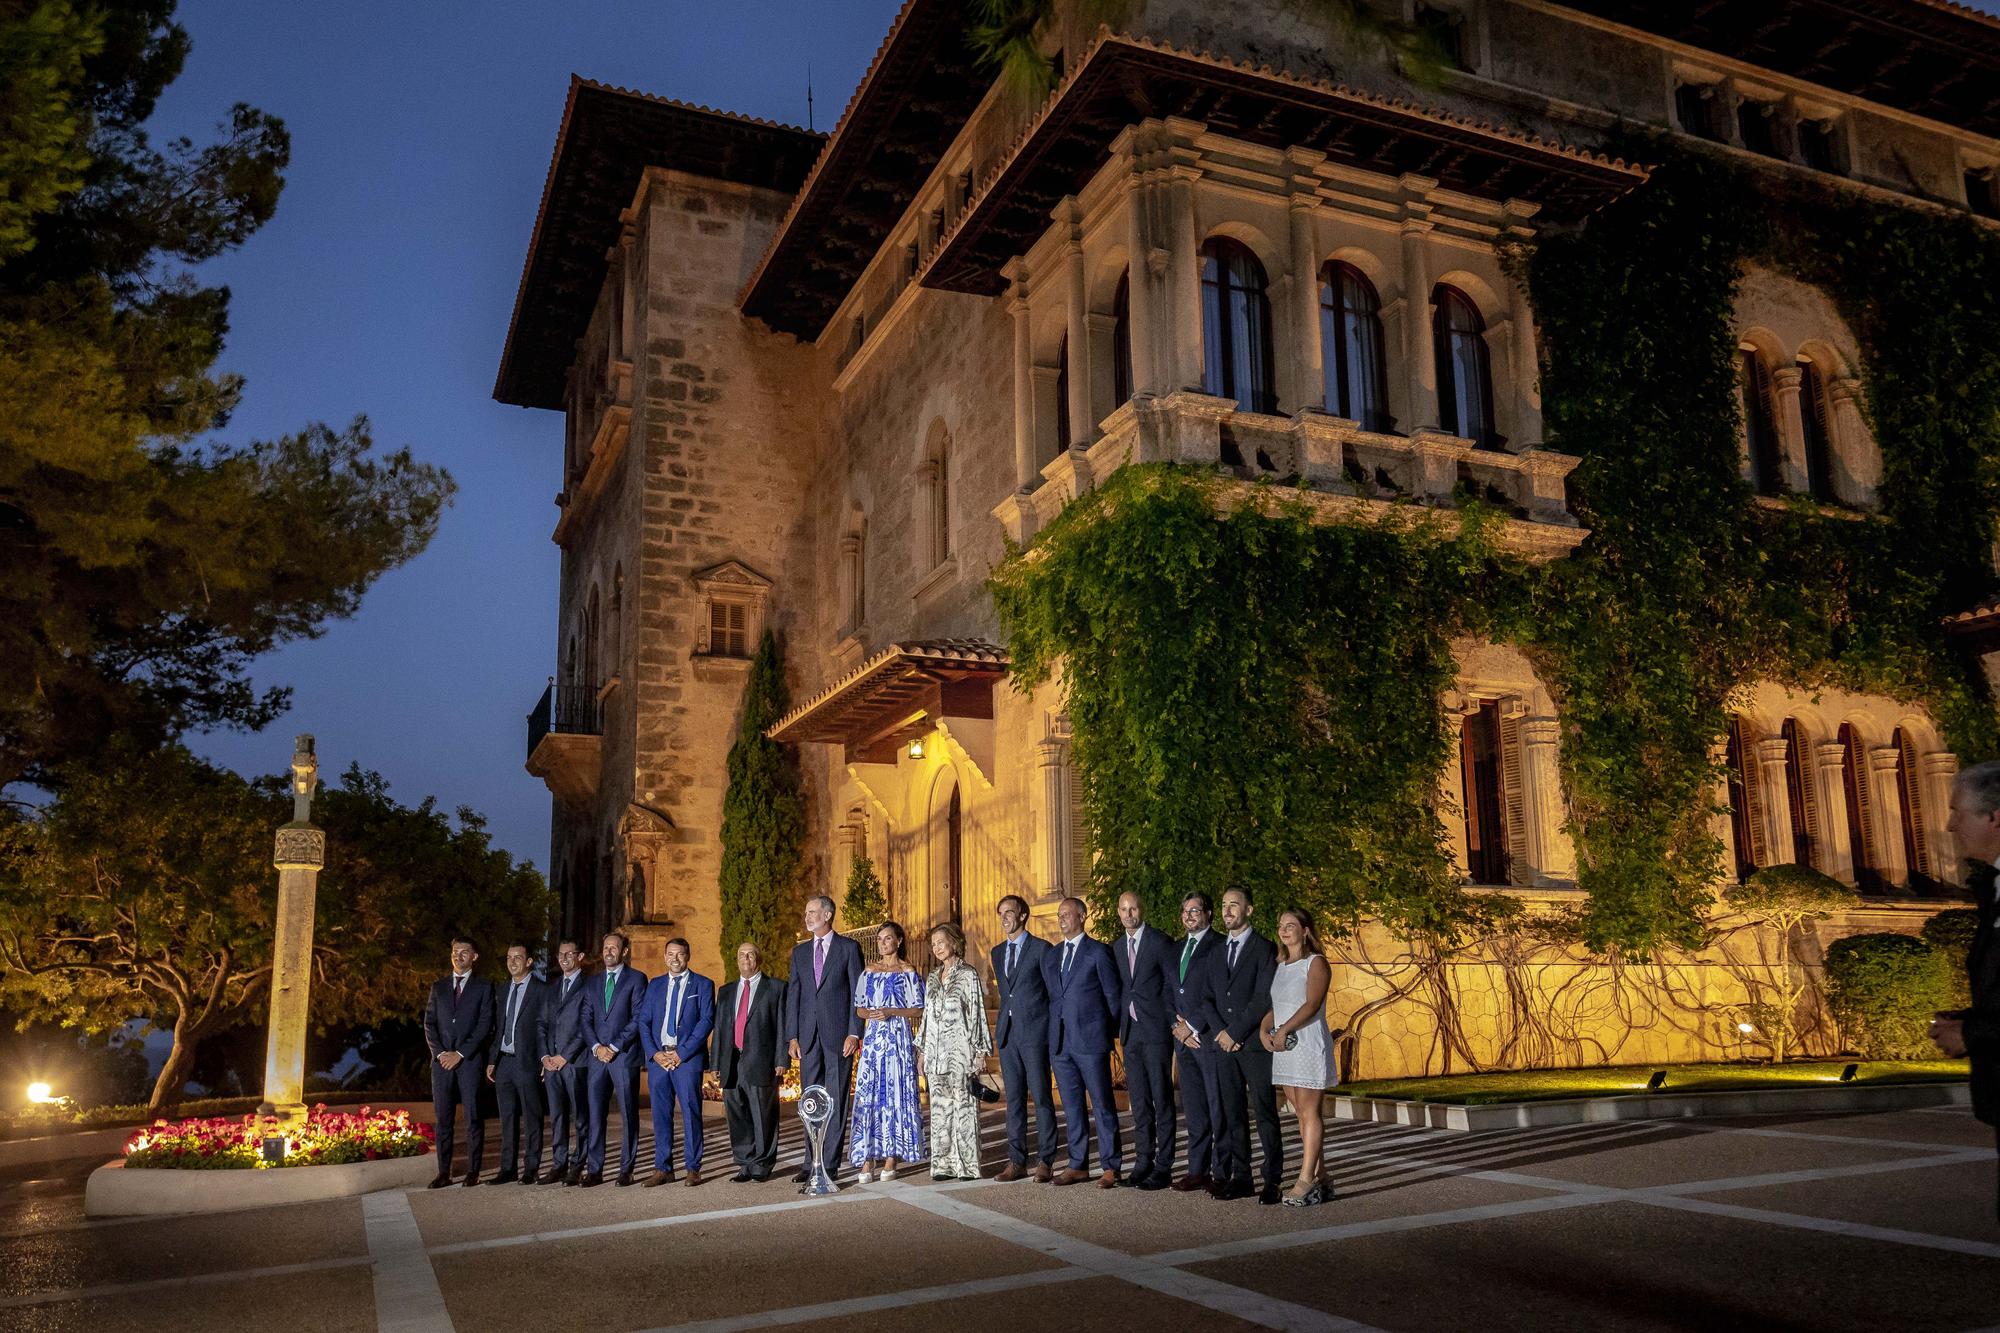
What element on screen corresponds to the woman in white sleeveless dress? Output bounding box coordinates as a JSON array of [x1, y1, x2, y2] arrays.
[[1262, 907, 1335, 1206]]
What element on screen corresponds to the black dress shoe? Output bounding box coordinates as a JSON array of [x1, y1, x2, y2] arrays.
[[1138, 1173, 1171, 1191], [1258, 1184, 1283, 1205], [1216, 1179, 1255, 1201], [518, 1173, 538, 1186], [491, 1172, 517, 1185], [461, 1173, 480, 1188], [578, 1171, 603, 1188], [750, 1170, 772, 1182], [615, 1170, 634, 1187], [731, 1168, 753, 1183], [563, 1167, 582, 1186], [791, 1167, 812, 1183], [427, 1174, 452, 1190]]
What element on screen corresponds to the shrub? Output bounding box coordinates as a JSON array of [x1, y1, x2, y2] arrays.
[[1921, 909, 1980, 1009], [1824, 933, 1956, 1059], [842, 853, 887, 927]]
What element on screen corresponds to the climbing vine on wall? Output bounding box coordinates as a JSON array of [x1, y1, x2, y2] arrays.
[[992, 142, 2000, 959]]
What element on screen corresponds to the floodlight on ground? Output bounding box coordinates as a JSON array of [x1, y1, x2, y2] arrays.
[[1838, 1063, 1858, 1082], [1645, 1070, 1668, 1092], [25, 1081, 54, 1105], [262, 1134, 287, 1164]]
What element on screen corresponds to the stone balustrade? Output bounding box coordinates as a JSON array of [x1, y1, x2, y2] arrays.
[[996, 390, 1586, 557]]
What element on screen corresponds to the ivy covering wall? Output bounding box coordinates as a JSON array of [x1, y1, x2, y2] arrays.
[[993, 145, 2000, 957]]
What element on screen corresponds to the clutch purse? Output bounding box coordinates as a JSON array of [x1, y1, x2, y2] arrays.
[[968, 1073, 1001, 1104]]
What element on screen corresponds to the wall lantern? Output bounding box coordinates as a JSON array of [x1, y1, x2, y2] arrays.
[[907, 738, 925, 760]]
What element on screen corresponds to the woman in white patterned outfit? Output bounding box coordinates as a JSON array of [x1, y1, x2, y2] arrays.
[[1262, 907, 1336, 1206], [918, 921, 991, 1180]]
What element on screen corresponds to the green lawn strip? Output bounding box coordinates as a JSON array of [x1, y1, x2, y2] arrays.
[[1342, 1060, 1970, 1106]]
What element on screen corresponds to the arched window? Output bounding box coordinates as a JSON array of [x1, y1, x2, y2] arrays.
[[1738, 347, 1783, 495], [924, 425, 953, 570], [1199, 238, 1276, 414], [1796, 355, 1836, 502], [1433, 284, 1498, 447], [1321, 261, 1390, 432], [583, 586, 601, 691], [1839, 723, 1883, 893], [1055, 335, 1071, 452], [608, 564, 623, 680], [1112, 271, 1132, 408]]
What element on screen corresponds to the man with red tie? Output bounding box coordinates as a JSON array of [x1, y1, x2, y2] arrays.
[[711, 941, 788, 1181]]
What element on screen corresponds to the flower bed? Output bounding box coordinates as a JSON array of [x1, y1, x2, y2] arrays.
[[122, 1105, 433, 1169]]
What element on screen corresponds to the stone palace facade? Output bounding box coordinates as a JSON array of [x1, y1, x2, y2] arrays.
[[497, 0, 2000, 1076]]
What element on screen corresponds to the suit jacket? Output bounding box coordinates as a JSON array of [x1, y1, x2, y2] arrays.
[[991, 931, 1053, 1051], [537, 969, 593, 1064], [1953, 862, 2000, 1125], [581, 965, 650, 1068], [487, 977, 550, 1067], [423, 974, 495, 1060], [1171, 930, 1226, 1041], [1205, 929, 1280, 1048], [782, 932, 865, 1050], [711, 973, 786, 1088], [639, 971, 716, 1069], [1115, 925, 1178, 1047], [1041, 934, 1123, 1057]]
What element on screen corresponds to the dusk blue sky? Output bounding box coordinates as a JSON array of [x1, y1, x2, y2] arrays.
[[159, 2, 890, 871], [157, 1, 2000, 875]]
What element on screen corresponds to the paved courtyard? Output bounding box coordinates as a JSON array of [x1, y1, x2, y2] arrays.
[[2, 1102, 1995, 1332]]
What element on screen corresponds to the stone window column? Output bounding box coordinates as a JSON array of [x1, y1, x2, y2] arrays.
[[1769, 365, 1812, 494], [1865, 746, 1911, 887], [1504, 200, 1543, 444], [1031, 364, 1063, 465], [1287, 178, 1324, 416], [1826, 376, 1875, 504], [1920, 751, 1961, 884], [1398, 187, 1440, 432], [1519, 716, 1574, 883], [1037, 716, 1075, 900], [1754, 736, 1798, 866], [1123, 159, 1160, 396], [1440, 691, 1472, 876], [1007, 259, 1036, 491], [838, 530, 864, 633], [1164, 161, 1205, 394], [1059, 198, 1093, 446], [1811, 739, 1855, 882]]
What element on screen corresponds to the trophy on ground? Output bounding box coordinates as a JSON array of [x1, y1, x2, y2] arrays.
[[798, 1083, 838, 1195]]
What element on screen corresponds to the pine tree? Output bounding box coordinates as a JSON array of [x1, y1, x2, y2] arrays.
[[717, 631, 808, 980]]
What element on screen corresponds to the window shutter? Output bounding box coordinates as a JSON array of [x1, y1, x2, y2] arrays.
[[1896, 729, 1932, 880], [1066, 757, 1093, 899], [1499, 711, 1531, 886], [1734, 718, 1770, 869], [1784, 721, 1820, 869]]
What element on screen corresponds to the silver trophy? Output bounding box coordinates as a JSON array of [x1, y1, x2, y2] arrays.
[[797, 1084, 839, 1195]]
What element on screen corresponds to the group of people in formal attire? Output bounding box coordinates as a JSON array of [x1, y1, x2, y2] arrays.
[[422, 886, 1339, 1206]]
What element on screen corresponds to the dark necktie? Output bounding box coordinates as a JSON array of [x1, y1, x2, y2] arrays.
[[504, 984, 521, 1049], [452, 975, 464, 1009], [667, 977, 682, 1041], [1227, 937, 1241, 971], [735, 979, 752, 1048], [1062, 940, 1075, 976], [1007, 939, 1019, 979], [1179, 936, 1195, 983]]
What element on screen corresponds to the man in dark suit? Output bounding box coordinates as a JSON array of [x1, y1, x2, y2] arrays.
[[782, 894, 864, 1183], [1041, 895, 1124, 1188], [423, 935, 495, 1188], [712, 940, 787, 1181], [1934, 760, 2000, 1221], [579, 931, 648, 1186], [991, 893, 1057, 1181], [536, 938, 591, 1184], [1170, 892, 1225, 1193], [485, 942, 548, 1184], [1205, 887, 1283, 1204], [1115, 890, 1178, 1190], [639, 937, 714, 1187]]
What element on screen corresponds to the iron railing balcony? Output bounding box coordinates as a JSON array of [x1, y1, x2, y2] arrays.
[[526, 678, 602, 761]]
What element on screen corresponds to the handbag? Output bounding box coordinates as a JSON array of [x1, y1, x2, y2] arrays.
[[967, 1072, 1001, 1104]]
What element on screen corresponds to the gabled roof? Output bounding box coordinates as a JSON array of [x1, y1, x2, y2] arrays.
[[736, 0, 989, 341], [1554, 0, 2000, 137], [922, 32, 1649, 297], [494, 78, 825, 410], [768, 639, 1010, 761]]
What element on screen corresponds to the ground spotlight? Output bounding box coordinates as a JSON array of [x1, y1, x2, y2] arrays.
[[1645, 1070, 1668, 1092], [1838, 1063, 1858, 1082]]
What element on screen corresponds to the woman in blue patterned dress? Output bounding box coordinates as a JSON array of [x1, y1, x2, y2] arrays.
[[849, 921, 926, 1180]]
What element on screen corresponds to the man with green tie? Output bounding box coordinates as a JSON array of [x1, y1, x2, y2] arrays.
[[1169, 893, 1225, 1193]]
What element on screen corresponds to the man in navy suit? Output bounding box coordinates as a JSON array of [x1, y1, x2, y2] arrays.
[[536, 938, 591, 1184], [991, 893, 1057, 1181], [1169, 893, 1225, 1193], [639, 937, 714, 1187], [1115, 890, 1178, 1190], [783, 895, 863, 1183], [423, 935, 495, 1188], [1205, 887, 1283, 1204], [579, 931, 648, 1186], [484, 942, 549, 1184], [1041, 896, 1124, 1188], [711, 941, 787, 1181]]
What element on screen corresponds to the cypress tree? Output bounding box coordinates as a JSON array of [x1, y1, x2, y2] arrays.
[[717, 631, 808, 979]]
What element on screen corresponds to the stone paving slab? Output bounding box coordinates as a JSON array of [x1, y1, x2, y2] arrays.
[[1183, 1199, 2000, 1332], [809, 1274, 1270, 1333], [0, 1193, 364, 1298], [1477, 1123, 1927, 1191], [1682, 1159, 2000, 1244], [430, 1195, 1064, 1332], [15, 1263, 377, 1333]]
